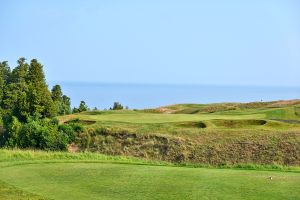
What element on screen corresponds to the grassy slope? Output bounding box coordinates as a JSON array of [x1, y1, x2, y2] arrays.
[[59, 100, 300, 135], [1, 101, 299, 199], [56, 101, 300, 166], [0, 150, 299, 200]]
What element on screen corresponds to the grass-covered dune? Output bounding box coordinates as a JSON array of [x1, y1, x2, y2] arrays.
[[0, 150, 300, 200], [58, 100, 300, 166]]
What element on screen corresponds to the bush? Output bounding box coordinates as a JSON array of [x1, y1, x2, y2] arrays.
[[1, 117, 83, 150], [58, 124, 76, 142], [4, 116, 22, 148]]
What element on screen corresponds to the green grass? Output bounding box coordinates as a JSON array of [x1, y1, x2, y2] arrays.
[[59, 103, 300, 137], [0, 150, 299, 200], [65, 110, 266, 123], [57, 101, 300, 166], [1, 101, 300, 199], [0, 180, 47, 200], [62, 100, 300, 123]]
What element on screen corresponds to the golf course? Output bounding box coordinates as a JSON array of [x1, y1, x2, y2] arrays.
[[0, 150, 300, 200], [58, 100, 300, 166], [1, 100, 300, 200], [1, 0, 300, 198]]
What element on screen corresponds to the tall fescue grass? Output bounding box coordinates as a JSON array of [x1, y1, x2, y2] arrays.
[[1, 149, 299, 172], [0, 149, 168, 166]]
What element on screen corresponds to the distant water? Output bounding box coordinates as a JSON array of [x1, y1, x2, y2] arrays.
[[49, 82, 300, 109]]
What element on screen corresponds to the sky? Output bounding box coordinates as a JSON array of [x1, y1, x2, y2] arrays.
[[0, 0, 300, 87]]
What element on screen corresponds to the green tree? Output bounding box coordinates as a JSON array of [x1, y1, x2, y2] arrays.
[[78, 101, 88, 112], [10, 58, 28, 83], [61, 95, 71, 115], [4, 116, 22, 147], [51, 85, 62, 115], [51, 85, 71, 115], [9, 58, 30, 121], [51, 85, 63, 102], [26, 59, 56, 118], [72, 107, 79, 113], [0, 61, 11, 115], [0, 58, 75, 150], [112, 102, 123, 110]]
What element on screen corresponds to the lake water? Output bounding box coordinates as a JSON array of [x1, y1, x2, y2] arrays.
[[49, 82, 300, 109]]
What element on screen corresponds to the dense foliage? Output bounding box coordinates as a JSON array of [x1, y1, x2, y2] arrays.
[[111, 102, 124, 110], [2, 116, 83, 150], [0, 58, 77, 150], [72, 101, 89, 113]]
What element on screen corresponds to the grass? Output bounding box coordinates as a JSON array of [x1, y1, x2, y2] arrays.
[[56, 101, 300, 166], [0, 150, 300, 200], [0, 180, 47, 200], [56, 103, 300, 142], [59, 101, 300, 136], [1, 101, 300, 199]]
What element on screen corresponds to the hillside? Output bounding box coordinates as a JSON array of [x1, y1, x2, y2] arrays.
[[58, 100, 300, 166]]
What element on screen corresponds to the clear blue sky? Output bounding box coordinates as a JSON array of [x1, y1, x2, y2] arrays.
[[1, 0, 299, 86]]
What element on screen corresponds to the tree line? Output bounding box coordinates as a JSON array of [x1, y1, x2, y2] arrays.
[[0, 58, 128, 150], [0, 58, 71, 121], [0, 58, 81, 150]]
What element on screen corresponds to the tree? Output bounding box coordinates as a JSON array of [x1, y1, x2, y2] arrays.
[[0, 58, 75, 150], [78, 101, 88, 112], [9, 58, 30, 121], [61, 95, 71, 115], [26, 59, 56, 118], [112, 102, 123, 110], [10, 57, 28, 83], [72, 107, 79, 113], [51, 85, 63, 102], [0, 61, 11, 114], [51, 85, 71, 115], [3, 116, 22, 147]]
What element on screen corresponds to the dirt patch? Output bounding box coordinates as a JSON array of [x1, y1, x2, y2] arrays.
[[178, 121, 206, 128], [65, 120, 96, 125], [68, 143, 79, 153], [157, 107, 176, 114], [268, 99, 300, 107]]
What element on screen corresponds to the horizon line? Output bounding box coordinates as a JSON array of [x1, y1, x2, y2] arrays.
[[47, 81, 300, 88]]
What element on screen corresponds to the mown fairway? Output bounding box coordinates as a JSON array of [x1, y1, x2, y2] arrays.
[[1, 101, 298, 137], [59, 101, 300, 137], [0, 150, 300, 200]]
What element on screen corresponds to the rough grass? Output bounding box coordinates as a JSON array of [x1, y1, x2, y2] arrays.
[[56, 101, 300, 166], [59, 102, 300, 135], [1, 101, 300, 199], [0, 150, 299, 200]]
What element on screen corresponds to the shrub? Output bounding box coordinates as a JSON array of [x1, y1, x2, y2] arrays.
[[1, 117, 84, 150], [4, 116, 22, 148]]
